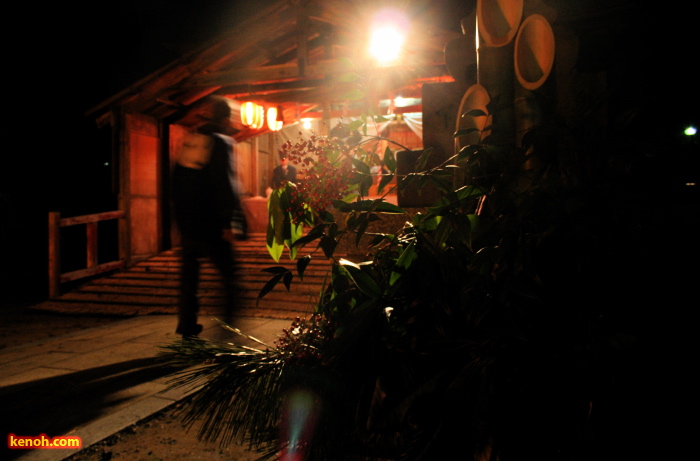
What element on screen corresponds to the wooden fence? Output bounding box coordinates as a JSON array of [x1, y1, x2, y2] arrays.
[[48, 210, 126, 298]]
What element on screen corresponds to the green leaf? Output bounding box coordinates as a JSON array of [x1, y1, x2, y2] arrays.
[[383, 147, 397, 172], [257, 271, 286, 302], [428, 185, 484, 215], [360, 174, 374, 196], [296, 255, 311, 280], [292, 224, 324, 248], [338, 56, 354, 69], [343, 89, 365, 101], [266, 190, 285, 262], [355, 218, 369, 246], [327, 222, 339, 238], [351, 157, 371, 174], [416, 148, 433, 171], [390, 241, 416, 286], [347, 119, 365, 132], [340, 199, 404, 214], [455, 185, 484, 201], [413, 213, 440, 231], [454, 127, 481, 138], [262, 266, 289, 274], [433, 214, 452, 247], [320, 210, 336, 222], [266, 238, 283, 263], [285, 221, 304, 260], [339, 259, 382, 298], [333, 199, 352, 213], [428, 173, 457, 194], [463, 108, 488, 118], [377, 173, 394, 194], [467, 213, 480, 232], [368, 233, 393, 247], [340, 191, 359, 203], [320, 235, 338, 259], [331, 263, 353, 294], [456, 144, 480, 162], [283, 271, 293, 290], [337, 72, 361, 83]]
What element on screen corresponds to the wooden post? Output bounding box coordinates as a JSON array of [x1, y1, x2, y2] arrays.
[[86, 221, 98, 268], [48, 212, 61, 298]]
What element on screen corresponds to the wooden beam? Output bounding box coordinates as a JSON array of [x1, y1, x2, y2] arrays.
[[281, 103, 423, 121], [187, 60, 449, 89], [297, 11, 309, 77], [187, 60, 342, 87]]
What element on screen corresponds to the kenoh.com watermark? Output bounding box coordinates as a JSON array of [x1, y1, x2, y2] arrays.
[[7, 434, 82, 450]]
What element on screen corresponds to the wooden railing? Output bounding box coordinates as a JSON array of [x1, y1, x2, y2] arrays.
[[48, 210, 126, 298]]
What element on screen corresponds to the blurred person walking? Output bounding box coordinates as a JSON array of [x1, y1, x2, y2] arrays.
[[172, 96, 247, 337]]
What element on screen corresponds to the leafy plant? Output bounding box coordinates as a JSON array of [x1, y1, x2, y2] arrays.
[[161, 66, 641, 460]]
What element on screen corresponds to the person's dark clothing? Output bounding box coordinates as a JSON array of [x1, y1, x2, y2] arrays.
[[272, 164, 297, 188], [172, 128, 245, 336], [173, 130, 242, 238], [176, 234, 238, 335]]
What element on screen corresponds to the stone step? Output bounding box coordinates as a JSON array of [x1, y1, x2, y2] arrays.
[[41, 233, 336, 320]]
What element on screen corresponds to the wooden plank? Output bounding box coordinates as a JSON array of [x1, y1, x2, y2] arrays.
[[60, 260, 126, 283], [59, 210, 125, 227]]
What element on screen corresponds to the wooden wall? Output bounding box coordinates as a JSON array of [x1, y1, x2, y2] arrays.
[[120, 113, 162, 265]]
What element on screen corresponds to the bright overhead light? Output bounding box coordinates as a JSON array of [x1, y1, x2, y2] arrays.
[[369, 9, 408, 66]]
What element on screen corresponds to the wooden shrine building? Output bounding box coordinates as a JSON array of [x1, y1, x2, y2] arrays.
[[85, 0, 457, 269], [82, 0, 637, 277]]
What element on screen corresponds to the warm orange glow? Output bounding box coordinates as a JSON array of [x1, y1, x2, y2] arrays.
[[241, 102, 264, 129], [267, 107, 283, 131], [369, 8, 408, 66]]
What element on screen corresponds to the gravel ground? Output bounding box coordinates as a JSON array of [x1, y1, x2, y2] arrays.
[[64, 402, 264, 461]]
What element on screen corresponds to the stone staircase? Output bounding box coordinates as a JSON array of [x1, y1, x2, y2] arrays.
[[37, 234, 336, 320]]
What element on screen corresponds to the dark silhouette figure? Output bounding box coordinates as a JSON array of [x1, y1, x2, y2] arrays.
[[172, 96, 246, 337], [271, 154, 297, 188]]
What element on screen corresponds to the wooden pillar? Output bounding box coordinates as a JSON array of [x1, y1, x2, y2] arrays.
[[86, 221, 98, 269], [48, 212, 61, 298], [296, 12, 309, 77]]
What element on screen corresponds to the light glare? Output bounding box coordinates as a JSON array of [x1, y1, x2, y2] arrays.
[[369, 9, 408, 65]]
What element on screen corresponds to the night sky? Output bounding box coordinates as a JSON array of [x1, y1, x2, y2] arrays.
[[4, 1, 255, 298], [41, 1, 251, 212]]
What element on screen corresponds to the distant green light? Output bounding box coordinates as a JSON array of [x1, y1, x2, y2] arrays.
[[684, 126, 697, 136]]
